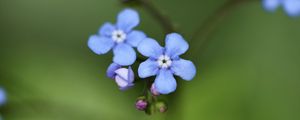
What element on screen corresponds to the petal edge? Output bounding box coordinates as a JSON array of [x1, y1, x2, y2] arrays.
[[113, 44, 136, 66], [154, 69, 177, 94], [165, 33, 189, 58], [138, 59, 159, 78], [117, 9, 140, 32], [88, 35, 114, 55], [171, 59, 196, 81], [137, 38, 163, 59]]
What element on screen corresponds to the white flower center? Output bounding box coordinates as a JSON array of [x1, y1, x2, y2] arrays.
[[112, 30, 126, 43], [157, 55, 172, 68]]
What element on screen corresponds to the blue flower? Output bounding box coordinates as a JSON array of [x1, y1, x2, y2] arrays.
[[0, 88, 6, 106], [137, 33, 196, 94], [263, 0, 300, 17], [107, 63, 135, 90], [88, 9, 146, 66]]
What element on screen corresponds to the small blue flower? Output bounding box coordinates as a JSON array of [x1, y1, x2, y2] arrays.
[[0, 88, 6, 106], [88, 9, 146, 66], [263, 0, 300, 17], [107, 63, 135, 90], [137, 33, 196, 94]]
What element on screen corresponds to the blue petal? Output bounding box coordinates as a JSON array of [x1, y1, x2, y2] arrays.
[[0, 88, 6, 106], [137, 38, 163, 59], [99, 22, 115, 37], [114, 67, 135, 91], [119, 85, 134, 91], [106, 63, 121, 79], [88, 35, 114, 55], [128, 66, 135, 83], [283, 0, 300, 17], [165, 33, 189, 58], [126, 30, 146, 47], [115, 75, 133, 91], [262, 0, 281, 12], [171, 59, 196, 81], [113, 43, 136, 66], [138, 59, 159, 78], [154, 69, 177, 94], [117, 9, 140, 32]]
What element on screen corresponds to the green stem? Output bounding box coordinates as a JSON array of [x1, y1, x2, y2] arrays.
[[191, 0, 258, 51], [122, 0, 176, 33], [138, 0, 176, 33]]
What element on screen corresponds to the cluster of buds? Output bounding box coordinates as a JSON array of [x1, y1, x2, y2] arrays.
[[107, 62, 168, 113], [135, 97, 167, 114], [107, 63, 167, 114], [135, 94, 167, 114]]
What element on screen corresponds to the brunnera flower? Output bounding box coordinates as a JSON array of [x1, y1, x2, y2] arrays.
[[88, 9, 146, 66], [137, 33, 196, 94]]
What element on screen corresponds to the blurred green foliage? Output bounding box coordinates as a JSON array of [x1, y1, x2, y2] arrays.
[[0, 0, 300, 120]]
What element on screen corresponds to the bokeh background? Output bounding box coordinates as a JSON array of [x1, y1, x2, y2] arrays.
[[1, 0, 300, 120]]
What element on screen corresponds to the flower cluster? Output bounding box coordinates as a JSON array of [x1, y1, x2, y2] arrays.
[[263, 0, 300, 17], [88, 9, 146, 66], [88, 9, 196, 113]]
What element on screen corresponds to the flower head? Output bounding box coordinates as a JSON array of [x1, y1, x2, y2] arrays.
[[263, 0, 300, 17], [88, 9, 146, 66], [137, 33, 196, 94], [107, 63, 134, 90], [0, 88, 6, 106]]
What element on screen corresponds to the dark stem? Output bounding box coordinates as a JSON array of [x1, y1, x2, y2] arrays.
[[138, 0, 176, 33], [191, 0, 257, 50]]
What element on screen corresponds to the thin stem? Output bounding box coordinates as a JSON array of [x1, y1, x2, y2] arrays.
[[138, 0, 176, 33], [191, 0, 257, 50], [152, 95, 157, 102], [140, 77, 152, 96]]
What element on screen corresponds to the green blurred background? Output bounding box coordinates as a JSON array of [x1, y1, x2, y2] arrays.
[[0, 0, 300, 120]]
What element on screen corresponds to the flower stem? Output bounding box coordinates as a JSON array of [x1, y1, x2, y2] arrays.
[[122, 0, 176, 33], [138, 0, 176, 33], [191, 0, 258, 50]]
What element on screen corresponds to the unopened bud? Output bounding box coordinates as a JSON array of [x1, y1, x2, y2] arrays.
[[107, 63, 135, 90], [155, 101, 167, 113], [150, 84, 160, 96], [135, 96, 148, 111]]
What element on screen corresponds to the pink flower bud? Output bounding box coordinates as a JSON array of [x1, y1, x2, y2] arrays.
[[135, 99, 148, 111], [151, 84, 160, 96]]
